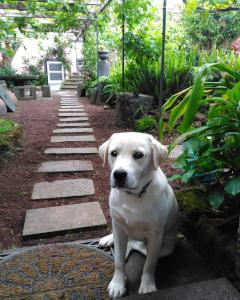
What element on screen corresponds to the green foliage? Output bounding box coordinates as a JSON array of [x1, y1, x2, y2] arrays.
[[182, 10, 240, 49], [45, 36, 72, 72], [134, 116, 157, 133], [0, 119, 16, 134], [0, 118, 22, 157], [167, 63, 240, 209], [83, 27, 97, 81], [0, 64, 17, 76]]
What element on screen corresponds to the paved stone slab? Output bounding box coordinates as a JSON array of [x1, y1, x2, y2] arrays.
[[124, 278, 240, 300], [23, 202, 106, 236], [53, 128, 93, 134], [60, 104, 81, 107], [59, 105, 84, 108], [58, 113, 88, 117], [44, 147, 98, 155], [50, 135, 95, 143], [60, 103, 80, 106], [57, 122, 90, 127], [59, 117, 89, 122], [32, 178, 94, 200], [58, 109, 85, 112], [37, 160, 93, 173], [60, 97, 78, 100]]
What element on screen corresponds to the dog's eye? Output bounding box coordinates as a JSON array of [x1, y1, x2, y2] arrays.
[[133, 151, 144, 159], [111, 150, 118, 157]]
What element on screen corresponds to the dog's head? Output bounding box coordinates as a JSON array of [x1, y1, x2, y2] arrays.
[[99, 132, 167, 191]]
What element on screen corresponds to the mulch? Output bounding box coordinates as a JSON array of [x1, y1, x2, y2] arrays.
[[0, 94, 178, 250]]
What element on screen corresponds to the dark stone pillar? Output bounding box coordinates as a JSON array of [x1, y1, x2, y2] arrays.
[[41, 85, 51, 98]]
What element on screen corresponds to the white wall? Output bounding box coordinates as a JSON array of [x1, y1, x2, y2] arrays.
[[11, 33, 81, 76]]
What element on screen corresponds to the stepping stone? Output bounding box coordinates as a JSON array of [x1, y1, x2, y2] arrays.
[[60, 97, 78, 99], [60, 104, 81, 107], [58, 113, 88, 117], [23, 202, 107, 236], [58, 109, 85, 112], [37, 160, 93, 173], [32, 178, 94, 200], [44, 147, 98, 155], [53, 128, 93, 134], [57, 122, 90, 127], [59, 117, 89, 122], [44, 147, 98, 154], [60, 103, 80, 106], [59, 105, 84, 108], [50, 135, 95, 143]]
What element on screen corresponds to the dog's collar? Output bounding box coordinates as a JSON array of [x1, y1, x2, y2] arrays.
[[126, 180, 152, 198]]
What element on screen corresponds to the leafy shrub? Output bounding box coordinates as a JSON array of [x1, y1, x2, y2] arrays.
[[0, 64, 16, 76], [135, 115, 157, 132], [0, 119, 16, 133], [165, 63, 240, 209], [0, 118, 22, 156]]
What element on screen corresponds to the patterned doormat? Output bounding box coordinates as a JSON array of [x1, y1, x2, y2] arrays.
[[0, 243, 114, 300]]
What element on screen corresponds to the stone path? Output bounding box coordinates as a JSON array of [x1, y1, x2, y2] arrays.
[[44, 147, 98, 155], [59, 117, 89, 121], [53, 128, 93, 133], [23, 202, 106, 236], [50, 135, 95, 143], [57, 122, 90, 127], [37, 160, 93, 172], [23, 94, 106, 237]]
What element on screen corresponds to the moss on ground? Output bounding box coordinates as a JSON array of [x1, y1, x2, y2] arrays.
[[176, 189, 209, 215], [0, 118, 23, 157]]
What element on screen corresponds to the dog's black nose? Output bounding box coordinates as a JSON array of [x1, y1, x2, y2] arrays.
[[114, 169, 127, 184]]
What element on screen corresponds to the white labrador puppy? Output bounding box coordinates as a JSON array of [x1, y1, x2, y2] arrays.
[[99, 132, 179, 298]]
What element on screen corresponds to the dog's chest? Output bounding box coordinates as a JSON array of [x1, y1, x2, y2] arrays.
[[111, 200, 154, 240]]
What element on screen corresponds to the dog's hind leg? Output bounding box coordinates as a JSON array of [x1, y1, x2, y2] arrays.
[[125, 240, 147, 259], [99, 233, 114, 247]]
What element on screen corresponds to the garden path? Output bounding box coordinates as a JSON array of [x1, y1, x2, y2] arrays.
[[23, 94, 107, 237], [0, 92, 239, 299]]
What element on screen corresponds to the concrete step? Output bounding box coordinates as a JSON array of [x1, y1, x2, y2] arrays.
[[123, 278, 240, 300]]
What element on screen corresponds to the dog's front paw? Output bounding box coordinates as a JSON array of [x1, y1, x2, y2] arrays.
[[108, 276, 126, 299], [138, 274, 157, 294], [99, 233, 114, 247]]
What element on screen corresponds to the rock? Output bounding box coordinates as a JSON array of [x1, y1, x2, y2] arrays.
[[0, 98, 7, 115], [115, 92, 154, 128], [7, 90, 18, 106]]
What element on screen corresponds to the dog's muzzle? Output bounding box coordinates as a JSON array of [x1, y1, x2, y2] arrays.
[[113, 169, 127, 187]]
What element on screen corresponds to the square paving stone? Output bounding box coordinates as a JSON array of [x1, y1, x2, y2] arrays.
[[57, 122, 90, 127], [44, 147, 98, 155], [23, 202, 107, 236], [58, 109, 85, 112], [59, 105, 84, 108], [58, 113, 88, 117], [59, 117, 89, 122], [50, 135, 95, 143], [37, 160, 93, 173], [32, 178, 94, 200], [53, 128, 93, 134]]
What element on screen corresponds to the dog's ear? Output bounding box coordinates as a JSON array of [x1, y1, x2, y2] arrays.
[[149, 135, 168, 170], [99, 138, 111, 167]]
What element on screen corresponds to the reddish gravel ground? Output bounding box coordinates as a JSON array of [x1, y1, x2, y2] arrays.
[[0, 94, 178, 250]]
